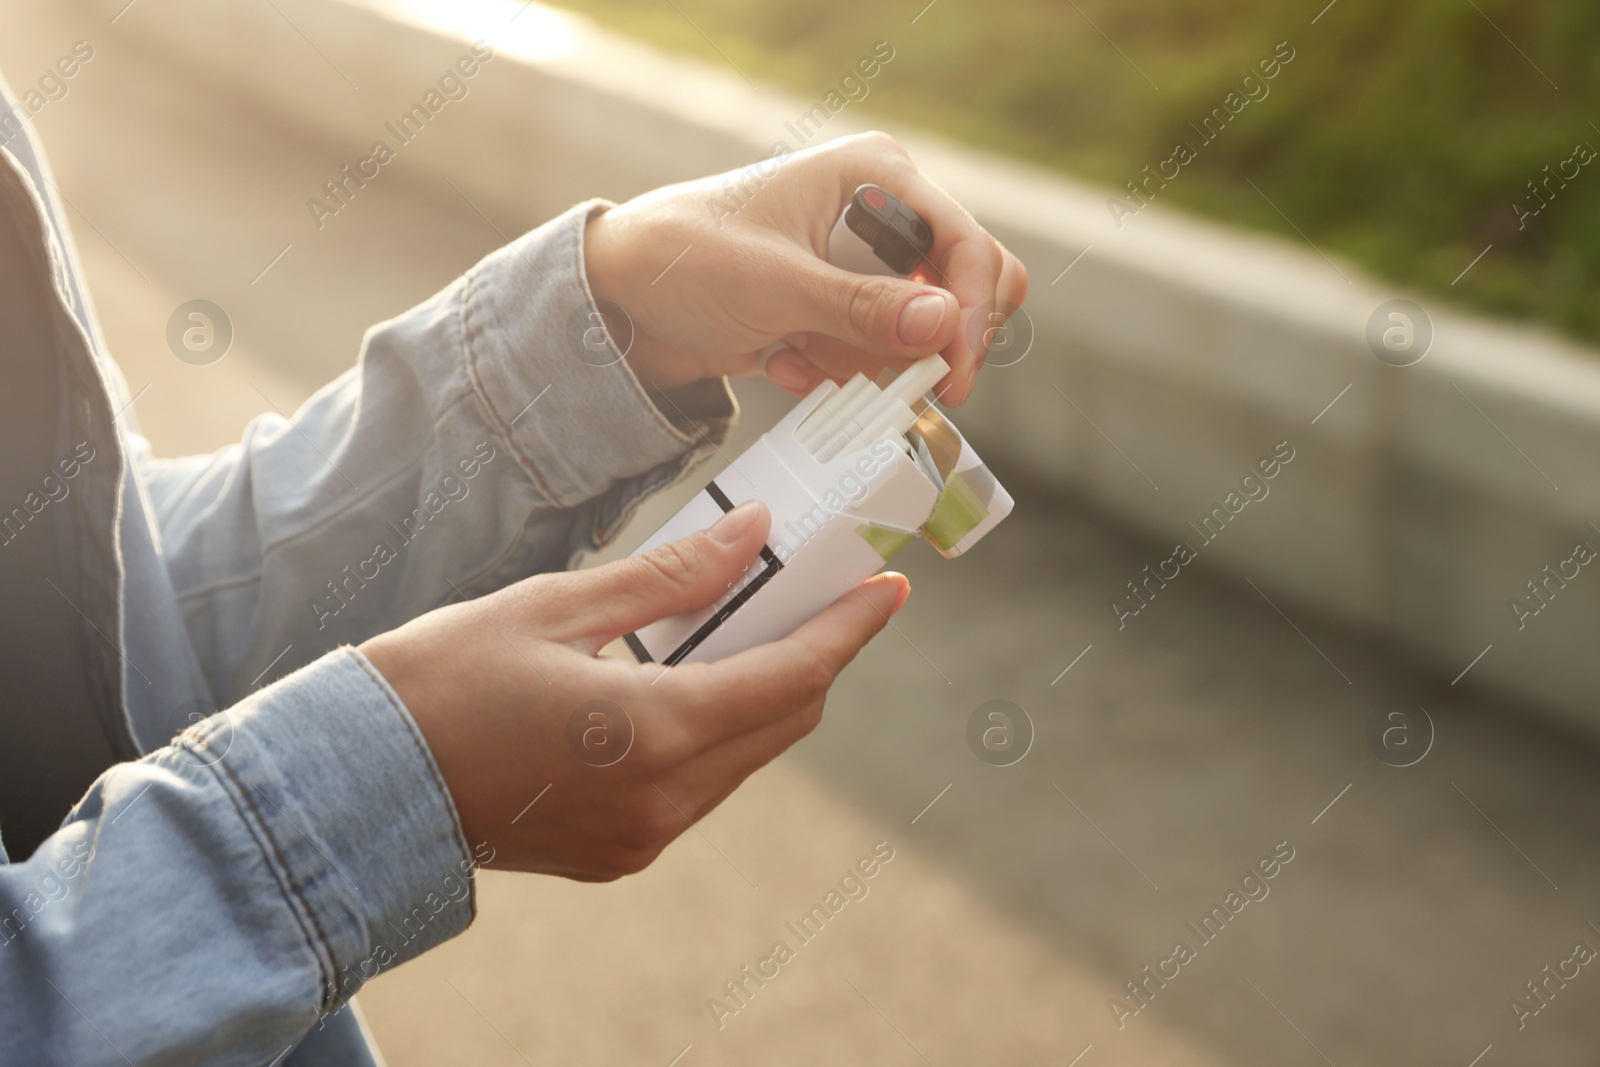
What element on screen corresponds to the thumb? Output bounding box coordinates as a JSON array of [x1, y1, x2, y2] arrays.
[[794, 259, 959, 361], [571, 500, 772, 647]]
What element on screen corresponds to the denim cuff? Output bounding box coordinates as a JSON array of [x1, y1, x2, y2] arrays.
[[182, 647, 476, 1009], [462, 199, 736, 510]]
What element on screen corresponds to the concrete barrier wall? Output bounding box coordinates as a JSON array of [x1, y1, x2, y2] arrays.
[[92, 0, 1600, 730]]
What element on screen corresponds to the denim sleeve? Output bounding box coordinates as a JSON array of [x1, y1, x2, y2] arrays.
[[0, 648, 479, 1066], [133, 198, 736, 703]]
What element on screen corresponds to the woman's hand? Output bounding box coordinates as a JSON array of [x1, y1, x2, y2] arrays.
[[583, 131, 1028, 407], [360, 501, 908, 880]]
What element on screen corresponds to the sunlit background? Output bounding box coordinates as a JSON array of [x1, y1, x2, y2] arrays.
[[5, 0, 1600, 1063], [556, 0, 1600, 341]]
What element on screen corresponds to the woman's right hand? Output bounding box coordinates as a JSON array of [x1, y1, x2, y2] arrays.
[[360, 501, 908, 881]]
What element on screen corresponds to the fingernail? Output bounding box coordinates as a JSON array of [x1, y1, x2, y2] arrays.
[[865, 573, 910, 614], [890, 575, 911, 613], [765, 353, 812, 391], [709, 499, 762, 545], [898, 292, 949, 347]]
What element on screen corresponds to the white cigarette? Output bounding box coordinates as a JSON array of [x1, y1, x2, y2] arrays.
[[798, 373, 871, 447], [800, 374, 879, 451], [826, 398, 917, 461], [885, 354, 950, 408], [822, 355, 948, 459]]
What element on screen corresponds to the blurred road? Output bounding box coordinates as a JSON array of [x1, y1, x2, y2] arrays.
[[6, 8, 1600, 1066]]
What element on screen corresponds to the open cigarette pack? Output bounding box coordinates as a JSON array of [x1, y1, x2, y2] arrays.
[[622, 366, 1013, 666]]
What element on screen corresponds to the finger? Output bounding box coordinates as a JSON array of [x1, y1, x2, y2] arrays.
[[792, 334, 918, 384], [655, 571, 914, 816], [989, 246, 1031, 363], [899, 184, 1003, 406], [767, 335, 916, 394], [826, 136, 1009, 406], [966, 248, 1030, 374], [547, 500, 773, 650], [763, 348, 830, 396], [654, 571, 909, 751], [779, 254, 960, 364], [1000, 245, 1030, 315], [659, 695, 821, 823]]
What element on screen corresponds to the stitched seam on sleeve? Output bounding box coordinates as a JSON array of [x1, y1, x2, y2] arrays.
[[186, 734, 338, 1009], [566, 204, 706, 452], [346, 648, 474, 870], [459, 254, 559, 504]]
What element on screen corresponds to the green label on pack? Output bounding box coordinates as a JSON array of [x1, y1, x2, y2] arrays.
[[855, 523, 917, 562], [922, 470, 989, 552]]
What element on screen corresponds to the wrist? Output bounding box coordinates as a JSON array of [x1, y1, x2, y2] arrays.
[[582, 208, 669, 390]]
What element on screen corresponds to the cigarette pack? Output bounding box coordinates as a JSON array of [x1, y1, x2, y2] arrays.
[[622, 384, 1013, 666]]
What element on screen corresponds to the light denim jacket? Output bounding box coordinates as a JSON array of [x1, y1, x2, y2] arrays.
[[0, 82, 734, 1065]]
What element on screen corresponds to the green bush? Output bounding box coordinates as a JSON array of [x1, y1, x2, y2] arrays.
[[554, 0, 1600, 346]]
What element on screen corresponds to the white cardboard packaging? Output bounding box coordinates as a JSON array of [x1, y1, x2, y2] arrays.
[[623, 383, 1013, 665]]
